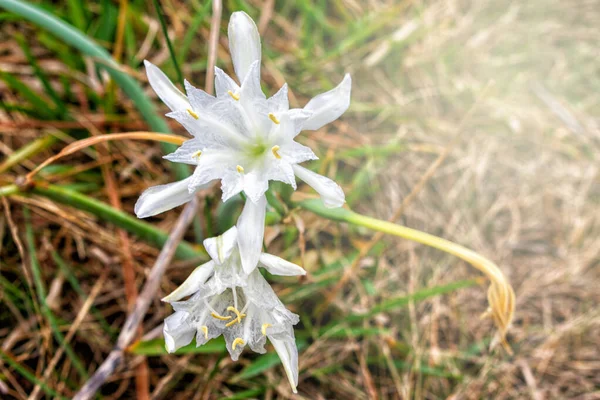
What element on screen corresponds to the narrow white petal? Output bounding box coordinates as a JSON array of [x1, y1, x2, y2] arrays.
[[161, 261, 215, 302], [228, 11, 261, 82], [203, 227, 238, 265], [259, 253, 306, 276], [292, 165, 345, 208], [243, 170, 269, 204], [163, 311, 195, 353], [270, 336, 299, 394], [134, 177, 195, 218], [236, 195, 266, 274], [184, 80, 216, 110], [287, 108, 314, 136], [144, 60, 189, 112], [214, 67, 240, 98], [301, 74, 351, 131], [267, 83, 289, 113], [220, 170, 244, 202]]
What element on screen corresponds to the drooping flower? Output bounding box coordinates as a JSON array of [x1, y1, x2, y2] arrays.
[[162, 226, 304, 393], [135, 12, 350, 272]]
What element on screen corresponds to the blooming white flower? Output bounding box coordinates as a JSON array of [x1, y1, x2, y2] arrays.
[[163, 226, 305, 393], [135, 11, 350, 273]]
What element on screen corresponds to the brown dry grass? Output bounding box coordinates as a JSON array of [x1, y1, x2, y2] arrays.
[[0, 0, 599, 399]]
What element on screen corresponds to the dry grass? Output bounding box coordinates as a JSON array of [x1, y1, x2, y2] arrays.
[[1, 0, 599, 399]]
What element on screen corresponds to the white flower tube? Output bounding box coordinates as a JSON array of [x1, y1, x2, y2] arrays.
[[292, 164, 345, 208], [236, 195, 266, 274], [228, 11, 261, 82]]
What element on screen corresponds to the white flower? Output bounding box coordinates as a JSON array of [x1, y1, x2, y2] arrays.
[[162, 226, 305, 393], [135, 11, 350, 220]]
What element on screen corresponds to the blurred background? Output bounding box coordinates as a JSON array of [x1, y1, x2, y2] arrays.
[[1, 0, 599, 399]]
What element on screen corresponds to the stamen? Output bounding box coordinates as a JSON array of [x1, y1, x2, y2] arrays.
[[187, 109, 199, 119], [192, 150, 202, 159], [201, 326, 208, 339], [261, 323, 272, 336], [232, 337, 245, 350], [268, 113, 280, 124], [211, 312, 232, 321], [225, 306, 247, 327], [271, 145, 281, 159], [227, 90, 240, 101], [236, 165, 244, 173]]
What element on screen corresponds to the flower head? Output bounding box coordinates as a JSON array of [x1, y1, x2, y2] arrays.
[[135, 11, 350, 219], [163, 226, 305, 393]]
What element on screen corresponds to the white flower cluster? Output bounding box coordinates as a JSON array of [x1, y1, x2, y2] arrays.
[[136, 11, 351, 393]]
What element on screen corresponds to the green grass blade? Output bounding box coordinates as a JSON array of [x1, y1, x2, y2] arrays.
[[23, 207, 89, 379], [0, 0, 189, 180], [29, 184, 204, 260], [0, 134, 58, 174], [152, 0, 184, 86]]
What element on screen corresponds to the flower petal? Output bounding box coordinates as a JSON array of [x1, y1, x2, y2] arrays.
[[163, 311, 195, 353], [228, 11, 261, 83], [280, 141, 318, 164], [292, 165, 345, 208], [188, 153, 235, 193], [162, 261, 215, 302], [203, 227, 238, 265], [301, 73, 351, 131], [134, 177, 195, 218], [287, 108, 314, 137], [214, 67, 240, 98], [236, 195, 266, 274], [144, 60, 189, 112], [163, 138, 205, 165], [269, 334, 299, 394], [220, 170, 244, 202], [259, 253, 306, 276], [267, 83, 289, 113], [184, 80, 216, 110]]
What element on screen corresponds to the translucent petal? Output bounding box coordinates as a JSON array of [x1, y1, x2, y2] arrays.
[[203, 227, 238, 265], [144, 60, 189, 112], [242, 169, 270, 204], [269, 334, 299, 393], [188, 153, 234, 193], [279, 141, 318, 164], [228, 11, 261, 83], [214, 67, 240, 98], [184, 80, 216, 110], [301, 73, 352, 131], [292, 165, 345, 208], [236, 195, 266, 274], [134, 177, 195, 218], [163, 138, 205, 165], [163, 311, 195, 353], [220, 170, 244, 202], [287, 108, 314, 136], [162, 261, 215, 302], [166, 108, 247, 148], [259, 253, 306, 276], [267, 83, 289, 113]]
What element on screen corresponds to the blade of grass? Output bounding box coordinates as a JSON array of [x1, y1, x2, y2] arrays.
[[0, 0, 189, 179], [3, 183, 204, 260], [0, 349, 67, 399], [0, 134, 57, 175], [152, 0, 183, 86], [23, 207, 89, 380]]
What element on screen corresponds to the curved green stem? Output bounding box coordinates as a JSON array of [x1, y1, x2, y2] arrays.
[[0, 183, 203, 260], [299, 199, 515, 350]]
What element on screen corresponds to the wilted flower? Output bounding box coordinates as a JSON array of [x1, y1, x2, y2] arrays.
[[135, 11, 349, 219], [162, 226, 305, 393]]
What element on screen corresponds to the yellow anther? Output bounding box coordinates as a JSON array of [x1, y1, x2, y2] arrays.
[[227, 90, 240, 101], [225, 306, 246, 327], [200, 326, 208, 339], [211, 312, 232, 321], [193, 150, 202, 159], [261, 323, 272, 336], [232, 337, 245, 350], [187, 108, 199, 119], [236, 165, 244, 173], [271, 145, 281, 159], [268, 113, 280, 124]]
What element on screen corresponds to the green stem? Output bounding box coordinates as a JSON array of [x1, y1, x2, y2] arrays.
[[298, 199, 515, 343], [29, 184, 203, 260], [0, 134, 58, 174], [0, 0, 189, 180]]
